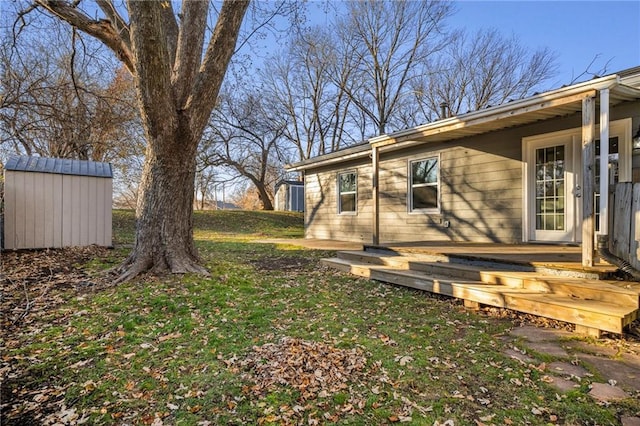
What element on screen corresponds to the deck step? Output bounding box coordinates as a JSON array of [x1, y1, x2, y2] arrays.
[[333, 252, 639, 308], [363, 247, 612, 280], [321, 257, 639, 334]]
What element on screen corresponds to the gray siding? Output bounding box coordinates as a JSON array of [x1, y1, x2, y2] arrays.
[[302, 100, 640, 244], [304, 160, 373, 242], [377, 133, 523, 244]]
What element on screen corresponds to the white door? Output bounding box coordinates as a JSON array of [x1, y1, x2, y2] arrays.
[[525, 132, 578, 242]]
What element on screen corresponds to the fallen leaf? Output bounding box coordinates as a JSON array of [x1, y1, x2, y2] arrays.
[[83, 381, 97, 392], [158, 332, 182, 342]]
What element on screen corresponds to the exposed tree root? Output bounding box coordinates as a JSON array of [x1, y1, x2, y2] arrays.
[[113, 250, 209, 284]]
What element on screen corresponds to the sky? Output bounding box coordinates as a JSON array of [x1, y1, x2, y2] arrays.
[[306, 1, 640, 90], [448, 1, 640, 88]]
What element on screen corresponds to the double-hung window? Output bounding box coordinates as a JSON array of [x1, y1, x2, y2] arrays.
[[338, 171, 357, 214], [410, 157, 439, 212]]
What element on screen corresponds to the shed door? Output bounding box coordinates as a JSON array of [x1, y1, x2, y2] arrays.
[[525, 134, 578, 243]]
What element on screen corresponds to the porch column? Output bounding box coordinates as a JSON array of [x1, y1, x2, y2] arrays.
[[582, 96, 596, 267], [372, 145, 380, 245], [599, 89, 610, 235]]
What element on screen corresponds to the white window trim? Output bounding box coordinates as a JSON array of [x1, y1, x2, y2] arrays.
[[337, 170, 358, 215], [408, 154, 441, 214]]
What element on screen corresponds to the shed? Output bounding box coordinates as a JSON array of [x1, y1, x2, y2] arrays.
[[274, 180, 304, 212], [3, 155, 113, 250]]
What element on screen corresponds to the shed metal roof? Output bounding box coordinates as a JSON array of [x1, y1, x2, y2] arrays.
[[4, 155, 113, 178]]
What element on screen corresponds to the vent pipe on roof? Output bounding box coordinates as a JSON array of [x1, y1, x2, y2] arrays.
[[439, 102, 449, 119]]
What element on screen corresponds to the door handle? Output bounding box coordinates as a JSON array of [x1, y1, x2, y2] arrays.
[[575, 186, 581, 198]]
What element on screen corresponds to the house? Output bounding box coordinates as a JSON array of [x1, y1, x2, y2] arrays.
[[3, 155, 113, 250], [286, 67, 640, 269], [285, 67, 640, 335], [274, 180, 305, 212]]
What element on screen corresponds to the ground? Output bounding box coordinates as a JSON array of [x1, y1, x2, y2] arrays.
[[2, 210, 640, 425]]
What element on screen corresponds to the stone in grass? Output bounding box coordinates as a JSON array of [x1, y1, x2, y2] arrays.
[[588, 382, 630, 402], [503, 348, 535, 364], [547, 376, 579, 393], [621, 416, 640, 426], [548, 361, 590, 379]]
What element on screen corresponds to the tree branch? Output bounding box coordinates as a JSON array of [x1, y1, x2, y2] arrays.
[[34, 0, 134, 72], [160, 1, 179, 67], [96, 0, 131, 50], [172, 0, 209, 109], [188, 0, 250, 136], [127, 0, 176, 143]]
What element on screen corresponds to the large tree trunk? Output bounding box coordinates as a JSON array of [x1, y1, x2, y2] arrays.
[[34, 0, 250, 282], [116, 118, 206, 282]]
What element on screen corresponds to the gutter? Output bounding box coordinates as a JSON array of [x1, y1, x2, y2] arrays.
[[285, 143, 371, 172]]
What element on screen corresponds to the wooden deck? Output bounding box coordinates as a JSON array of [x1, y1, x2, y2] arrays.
[[321, 243, 640, 337]]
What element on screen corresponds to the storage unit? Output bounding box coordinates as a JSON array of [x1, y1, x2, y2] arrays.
[[274, 180, 304, 212], [3, 155, 113, 249]]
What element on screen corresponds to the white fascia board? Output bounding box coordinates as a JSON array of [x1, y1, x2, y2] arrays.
[[285, 144, 371, 172]]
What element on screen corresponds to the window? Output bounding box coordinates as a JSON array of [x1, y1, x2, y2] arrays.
[[338, 171, 357, 213], [410, 157, 439, 212]]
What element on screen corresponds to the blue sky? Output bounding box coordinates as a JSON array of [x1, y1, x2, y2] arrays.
[[305, 1, 639, 89], [449, 1, 640, 87]]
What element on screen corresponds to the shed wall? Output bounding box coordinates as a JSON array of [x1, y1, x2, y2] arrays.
[[4, 171, 112, 249]]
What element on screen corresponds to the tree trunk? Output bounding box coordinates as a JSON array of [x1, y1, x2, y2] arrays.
[[33, 0, 251, 282], [116, 119, 207, 282], [256, 183, 274, 211]]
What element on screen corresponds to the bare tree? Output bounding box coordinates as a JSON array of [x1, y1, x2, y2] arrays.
[[202, 89, 285, 210], [414, 29, 558, 120], [23, 1, 251, 281], [338, 0, 453, 135], [264, 26, 357, 162], [0, 20, 138, 162]]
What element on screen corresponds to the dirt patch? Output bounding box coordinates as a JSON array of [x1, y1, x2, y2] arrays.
[[1, 246, 117, 424], [249, 256, 314, 272], [1, 246, 115, 331]]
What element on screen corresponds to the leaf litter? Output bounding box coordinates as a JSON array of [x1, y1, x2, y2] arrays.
[[236, 336, 368, 423], [1, 246, 114, 424]]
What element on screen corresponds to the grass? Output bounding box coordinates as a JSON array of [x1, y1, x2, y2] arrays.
[[2, 209, 639, 425]]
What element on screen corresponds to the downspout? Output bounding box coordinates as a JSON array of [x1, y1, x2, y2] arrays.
[[596, 88, 640, 280], [597, 235, 640, 280]]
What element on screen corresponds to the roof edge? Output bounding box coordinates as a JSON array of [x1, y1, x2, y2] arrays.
[[285, 143, 371, 172], [4, 155, 114, 178], [370, 74, 621, 147]]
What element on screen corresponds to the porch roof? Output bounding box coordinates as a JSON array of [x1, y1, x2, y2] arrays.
[[370, 75, 640, 151], [286, 71, 640, 172]]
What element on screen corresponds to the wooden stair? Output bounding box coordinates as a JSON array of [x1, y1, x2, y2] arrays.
[[322, 249, 640, 335]]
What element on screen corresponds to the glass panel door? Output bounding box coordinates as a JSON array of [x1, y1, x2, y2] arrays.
[[526, 134, 576, 243], [535, 145, 565, 232]]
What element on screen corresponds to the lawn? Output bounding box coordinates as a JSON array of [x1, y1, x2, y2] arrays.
[[2, 210, 638, 425]]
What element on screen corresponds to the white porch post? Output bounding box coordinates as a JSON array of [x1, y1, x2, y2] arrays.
[[599, 89, 610, 235], [372, 145, 380, 245], [582, 96, 596, 267]]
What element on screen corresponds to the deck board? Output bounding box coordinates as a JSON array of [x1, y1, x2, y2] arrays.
[[321, 245, 640, 335]]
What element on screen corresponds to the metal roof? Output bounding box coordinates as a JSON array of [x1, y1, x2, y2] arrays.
[[4, 155, 113, 178]]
